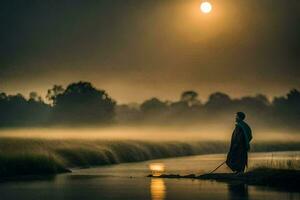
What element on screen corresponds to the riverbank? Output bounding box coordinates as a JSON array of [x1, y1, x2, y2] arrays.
[[1, 137, 300, 178], [148, 168, 300, 191], [0, 138, 226, 178]]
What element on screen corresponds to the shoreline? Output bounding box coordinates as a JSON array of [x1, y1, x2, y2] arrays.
[[148, 168, 300, 192], [0, 138, 299, 180]]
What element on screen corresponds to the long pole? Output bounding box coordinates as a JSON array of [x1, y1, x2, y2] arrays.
[[208, 161, 226, 174]]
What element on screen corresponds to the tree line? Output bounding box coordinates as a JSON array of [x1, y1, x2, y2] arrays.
[[0, 81, 299, 130]]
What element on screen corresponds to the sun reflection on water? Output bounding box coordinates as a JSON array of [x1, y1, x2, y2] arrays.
[[149, 163, 165, 176], [151, 179, 166, 200]]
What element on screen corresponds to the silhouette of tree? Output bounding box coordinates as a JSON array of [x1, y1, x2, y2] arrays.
[[286, 89, 300, 120], [206, 92, 232, 109], [51, 81, 116, 124], [140, 98, 168, 114], [0, 84, 300, 130], [115, 104, 141, 123], [272, 89, 300, 128], [170, 101, 189, 112], [255, 94, 270, 105], [29, 92, 38, 100], [236, 94, 270, 112], [0, 92, 6, 100], [180, 91, 201, 107], [0, 92, 50, 127], [29, 92, 43, 102], [27, 93, 51, 124], [46, 85, 65, 105], [287, 89, 300, 104]]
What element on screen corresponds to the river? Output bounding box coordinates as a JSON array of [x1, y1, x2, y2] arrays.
[[0, 151, 299, 200]]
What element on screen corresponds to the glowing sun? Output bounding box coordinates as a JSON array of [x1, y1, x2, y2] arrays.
[[200, 1, 212, 14]]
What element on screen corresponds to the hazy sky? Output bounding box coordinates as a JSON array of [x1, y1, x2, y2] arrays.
[[1, 0, 299, 103]]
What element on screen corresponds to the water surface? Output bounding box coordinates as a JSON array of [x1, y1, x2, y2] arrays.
[[0, 151, 299, 200]]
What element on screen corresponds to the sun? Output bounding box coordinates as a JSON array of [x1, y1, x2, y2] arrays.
[[200, 1, 212, 14]]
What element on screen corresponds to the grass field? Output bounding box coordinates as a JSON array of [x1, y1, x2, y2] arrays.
[[0, 137, 300, 178]]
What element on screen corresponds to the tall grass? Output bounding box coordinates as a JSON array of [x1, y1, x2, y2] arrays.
[[0, 153, 69, 177], [0, 137, 300, 177], [0, 138, 228, 177], [251, 158, 300, 171]]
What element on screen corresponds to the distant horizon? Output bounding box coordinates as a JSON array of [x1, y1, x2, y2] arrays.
[[1, 81, 298, 104]]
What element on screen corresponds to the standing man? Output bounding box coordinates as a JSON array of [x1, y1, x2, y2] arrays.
[[226, 112, 252, 174]]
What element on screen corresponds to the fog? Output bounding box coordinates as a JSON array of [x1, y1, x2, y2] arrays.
[[1, 125, 299, 142]]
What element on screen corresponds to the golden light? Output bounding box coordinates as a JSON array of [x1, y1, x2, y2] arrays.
[[200, 1, 212, 14], [151, 179, 166, 200], [149, 163, 165, 176]]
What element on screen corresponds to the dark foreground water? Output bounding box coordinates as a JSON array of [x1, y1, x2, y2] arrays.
[[0, 151, 299, 200]]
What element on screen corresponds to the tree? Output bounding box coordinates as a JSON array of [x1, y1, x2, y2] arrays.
[[140, 98, 168, 114], [51, 81, 116, 124], [180, 91, 201, 106], [29, 92, 43, 102], [0, 92, 6, 100], [46, 85, 65, 105], [206, 92, 232, 108], [0, 93, 50, 126], [287, 89, 300, 104], [272, 89, 300, 128]]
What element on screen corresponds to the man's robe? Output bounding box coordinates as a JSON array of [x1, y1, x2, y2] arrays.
[[226, 125, 248, 172]]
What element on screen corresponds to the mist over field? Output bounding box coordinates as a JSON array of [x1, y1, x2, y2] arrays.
[[0, 126, 299, 142], [1, 128, 300, 178], [1, 81, 300, 136]]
